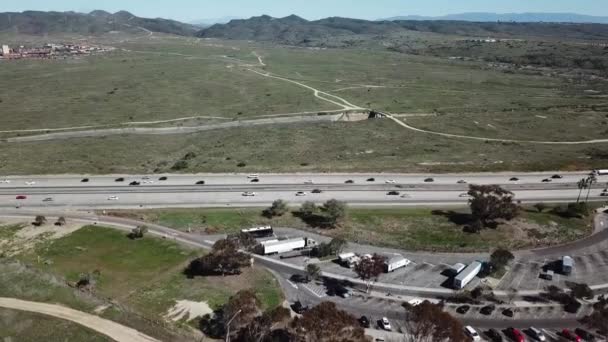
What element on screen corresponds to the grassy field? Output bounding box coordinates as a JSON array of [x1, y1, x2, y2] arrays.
[[0, 308, 111, 342], [105, 206, 593, 252], [1, 119, 607, 175]]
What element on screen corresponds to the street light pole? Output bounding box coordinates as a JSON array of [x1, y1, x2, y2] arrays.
[[225, 309, 242, 342]]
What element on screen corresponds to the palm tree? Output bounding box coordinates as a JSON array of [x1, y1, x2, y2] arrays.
[[585, 175, 597, 202], [577, 178, 587, 203]]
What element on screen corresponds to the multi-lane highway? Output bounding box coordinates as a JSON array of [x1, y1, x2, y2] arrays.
[[0, 172, 606, 209]]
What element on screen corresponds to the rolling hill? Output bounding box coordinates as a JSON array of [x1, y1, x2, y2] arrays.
[[382, 12, 608, 24], [0, 10, 199, 36]]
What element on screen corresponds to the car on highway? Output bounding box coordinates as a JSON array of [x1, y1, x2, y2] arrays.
[[345, 180, 354, 184], [480, 305, 496, 316], [507, 328, 525, 342], [295, 191, 307, 196], [304, 180, 314, 184], [600, 191, 608, 197], [107, 196, 119, 201], [457, 180, 467, 184], [42, 197, 53, 202], [552, 174, 563, 179], [25, 181, 36, 185], [247, 174, 259, 179], [464, 326, 481, 341], [380, 317, 391, 331], [129, 181, 141, 186], [312, 189, 323, 194], [459, 193, 471, 198], [250, 178, 260, 183], [16, 195, 27, 200], [142, 176, 150, 180], [385, 180, 396, 184], [510, 177, 519, 181], [366, 178, 375, 182], [424, 178, 434, 183], [387, 191, 400, 196], [196, 180, 206, 185], [529, 327, 546, 341], [359, 316, 370, 328], [456, 305, 470, 314], [400, 193, 410, 198], [142, 180, 154, 184], [561, 329, 581, 342], [502, 308, 514, 317], [242, 192, 256, 197], [115, 177, 125, 182], [542, 178, 552, 183], [0, 179, 10, 183], [574, 328, 595, 341], [81, 178, 89, 183], [159, 176, 168, 181], [485, 329, 503, 342]]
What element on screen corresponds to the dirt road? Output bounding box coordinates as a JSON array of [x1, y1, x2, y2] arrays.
[[0, 298, 160, 342]]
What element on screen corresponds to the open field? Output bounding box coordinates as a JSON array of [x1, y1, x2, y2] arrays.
[[0, 308, 111, 342], [2, 120, 608, 175], [105, 205, 593, 252]]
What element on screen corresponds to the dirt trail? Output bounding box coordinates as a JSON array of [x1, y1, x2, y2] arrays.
[[0, 297, 160, 342]]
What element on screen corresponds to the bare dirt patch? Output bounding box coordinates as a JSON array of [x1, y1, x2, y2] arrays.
[[0, 218, 84, 257]]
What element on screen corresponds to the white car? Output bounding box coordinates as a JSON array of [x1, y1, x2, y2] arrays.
[[304, 180, 314, 185], [459, 193, 472, 198], [529, 327, 546, 341], [107, 196, 119, 201], [296, 191, 307, 196], [385, 180, 396, 184], [247, 174, 259, 179], [380, 317, 391, 331], [25, 181, 36, 186], [242, 192, 256, 197], [408, 298, 423, 307], [0, 179, 10, 184], [142, 180, 155, 184], [464, 326, 481, 341]]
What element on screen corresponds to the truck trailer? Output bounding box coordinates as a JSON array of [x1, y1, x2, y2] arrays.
[[453, 261, 482, 289], [262, 237, 316, 255], [561, 256, 574, 275], [385, 255, 411, 273]]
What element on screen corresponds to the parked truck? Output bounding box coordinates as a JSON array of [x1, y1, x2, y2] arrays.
[[561, 256, 574, 275], [263, 237, 317, 255], [384, 255, 411, 273], [453, 261, 482, 289]]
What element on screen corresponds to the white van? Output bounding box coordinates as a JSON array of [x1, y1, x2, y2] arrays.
[[464, 326, 481, 341]]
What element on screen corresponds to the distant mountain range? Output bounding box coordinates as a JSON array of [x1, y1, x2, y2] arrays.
[[189, 16, 242, 28], [0, 10, 199, 36], [381, 12, 608, 24]]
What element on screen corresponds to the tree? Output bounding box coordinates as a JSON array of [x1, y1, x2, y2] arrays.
[[235, 306, 291, 342], [328, 237, 348, 256], [404, 301, 467, 342], [306, 264, 321, 282], [55, 216, 66, 226], [321, 199, 348, 226], [354, 254, 386, 292], [568, 282, 594, 299], [223, 290, 262, 340], [300, 201, 317, 217], [185, 238, 251, 277], [490, 248, 515, 273], [468, 184, 518, 228], [129, 225, 148, 239], [264, 199, 288, 218], [34, 215, 47, 226], [583, 296, 608, 335], [289, 302, 367, 342], [534, 202, 547, 213]]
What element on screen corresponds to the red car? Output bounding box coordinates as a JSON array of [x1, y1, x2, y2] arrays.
[[562, 329, 581, 342], [507, 327, 525, 342], [16, 195, 27, 200]]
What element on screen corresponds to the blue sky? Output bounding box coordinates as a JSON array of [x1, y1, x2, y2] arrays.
[[2, 0, 607, 22]]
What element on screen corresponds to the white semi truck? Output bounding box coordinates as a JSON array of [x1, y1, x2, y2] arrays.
[[262, 237, 317, 255], [384, 255, 411, 273], [453, 261, 482, 289]]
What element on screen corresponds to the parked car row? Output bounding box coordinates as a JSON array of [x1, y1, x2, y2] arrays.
[[464, 326, 600, 342]]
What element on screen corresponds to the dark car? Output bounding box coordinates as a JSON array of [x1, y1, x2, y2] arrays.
[[16, 195, 27, 200], [574, 328, 595, 341], [456, 305, 470, 314], [480, 305, 496, 315], [291, 301, 308, 314], [250, 178, 260, 183], [129, 181, 140, 186], [542, 178, 552, 183], [387, 191, 400, 196], [485, 329, 503, 342], [196, 180, 206, 185], [509, 177, 519, 181], [115, 177, 125, 182], [289, 274, 309, 284], [159, 176, 168, 181], [345, 180, 354, 184], [552, 174, 563, 179], [457, 180, 467, 184], [312, 189, 323, 194], [424, 178, 434, 183], [502, 308, 514, 317], [367, 178, 375, 182], [359, 316, 370, 328], [81, 178, 90, 183]]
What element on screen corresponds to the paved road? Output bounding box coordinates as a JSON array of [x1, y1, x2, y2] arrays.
[[0, 298, 160, 342]]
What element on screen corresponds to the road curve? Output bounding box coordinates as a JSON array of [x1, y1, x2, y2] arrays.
[[0, 298, 160, 342]]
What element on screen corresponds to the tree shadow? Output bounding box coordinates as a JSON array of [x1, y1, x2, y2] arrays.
[[292, 211, 334, 229], [199, 310, 225, 339], [431, 210, 474, 226], [322, 277, 353, 297]]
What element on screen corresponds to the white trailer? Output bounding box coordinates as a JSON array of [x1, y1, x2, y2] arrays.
[[593, 169, 608, 176], [262, 238, 317, 255], [339, 252, 356, 262], [385, 255, 411, 273], [451, 263, 466, 274], [453, 261, 482, 289]]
